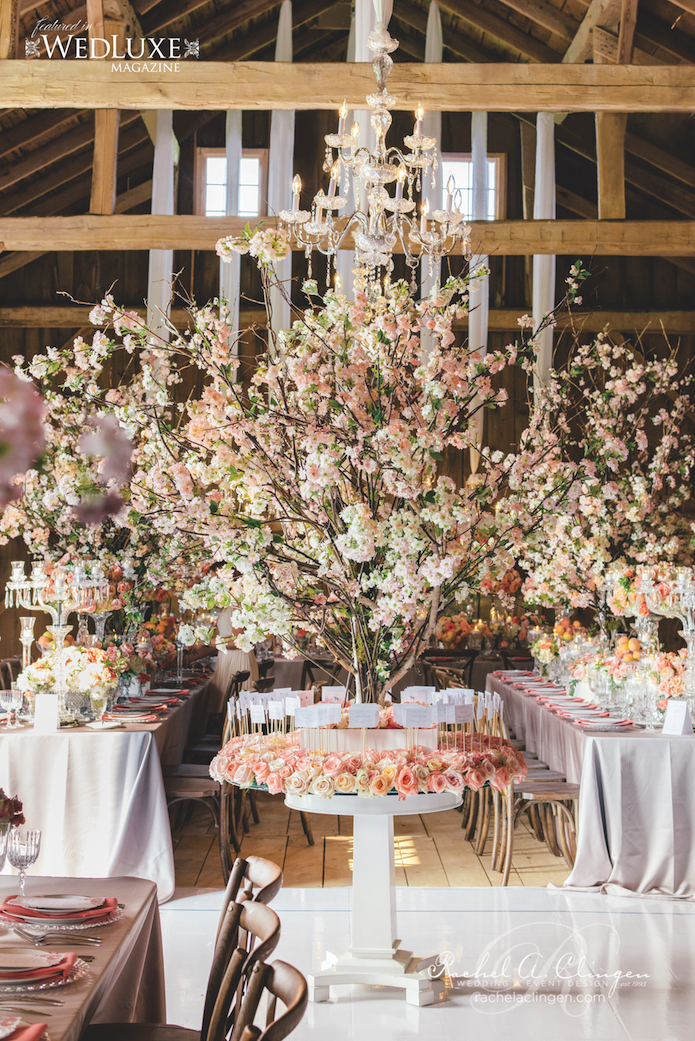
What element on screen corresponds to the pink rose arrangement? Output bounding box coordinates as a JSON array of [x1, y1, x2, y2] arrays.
[[210, 733, 526, 800], [0, 790, 24, 827]]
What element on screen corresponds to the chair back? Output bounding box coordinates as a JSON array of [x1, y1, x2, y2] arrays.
[[228, 960, 308, 1041], [254, 677, 275, 693], [217, 856, 283, 942], [203, 900, 281, 1040]]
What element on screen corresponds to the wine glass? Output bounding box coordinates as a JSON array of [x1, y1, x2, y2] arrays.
[[0, 689, 23, 729], [90, 687, 111, 726], [7, 829, 41, 897]]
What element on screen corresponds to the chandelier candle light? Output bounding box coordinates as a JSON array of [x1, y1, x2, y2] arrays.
[[279, 5, 469, 294], [6, 560, 109, 725]]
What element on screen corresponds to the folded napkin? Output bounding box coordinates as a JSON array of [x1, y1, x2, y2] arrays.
[[0, 897, 117, 922], [1, 1020, 47, 1041], [102, 711, 158, 723], [0, 953, 77, 983]]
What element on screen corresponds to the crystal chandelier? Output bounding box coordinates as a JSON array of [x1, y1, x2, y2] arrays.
[[279, 16, 470, 293]]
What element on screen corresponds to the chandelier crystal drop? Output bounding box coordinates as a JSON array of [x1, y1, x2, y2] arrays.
[[279, 18, 470, 294]]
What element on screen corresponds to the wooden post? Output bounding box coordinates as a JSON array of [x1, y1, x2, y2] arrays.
[[88, 0, 123, 215], [0, 0, 17, 60], [594, 30, 627, 219]]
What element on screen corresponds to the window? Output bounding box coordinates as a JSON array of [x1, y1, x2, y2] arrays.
[[195, 148, 268, 217], [439, 153, 506, 220]]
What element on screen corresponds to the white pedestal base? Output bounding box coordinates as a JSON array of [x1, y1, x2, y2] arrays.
[[286, 791, 461, 1006]]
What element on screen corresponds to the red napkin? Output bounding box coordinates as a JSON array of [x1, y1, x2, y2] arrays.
[[0, 897, 117, 922], [102, 712, 158, 724], [1, 1020, 47, 1041], [0, 953, 77, 983]]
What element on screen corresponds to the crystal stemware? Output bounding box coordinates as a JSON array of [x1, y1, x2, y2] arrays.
[[0, 689, 23, 729], [7, 829, 41, 896]]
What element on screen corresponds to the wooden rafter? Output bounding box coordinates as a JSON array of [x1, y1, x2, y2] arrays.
[[617, 0, 638, 64], [0, 121, 95, 194], [0, 0, 18, 59], [0, 110, 87, 163], [1, 215, 695, 254], [490, 0, 577, 44], [1, 62, 695, 111], [395, 0, 496, 63], [438, 0, 560, 62], [144, 0, 277, 36], [563, 0, 621, 64], [636, 13, 695, 64], [207, 0, 342, 61]]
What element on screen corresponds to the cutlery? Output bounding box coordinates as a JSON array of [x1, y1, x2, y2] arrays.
[[0, 1006, 52, 1016], [12, 928, 101, 946], [0, 997, 62, 1006]]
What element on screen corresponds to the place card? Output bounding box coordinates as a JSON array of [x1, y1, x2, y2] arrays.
[[295, 705, 319, 727], [227, 698, 236, 720], [249, 704, 267, 725], [662, 700, 694, 735], [268, 701, 285, 721], [285, 696, 301, 717], [317, 703, 341, 725], [34, 693, 60, 733], [321, 686, 346, 704], [454, 703, 475, 723], [348, 704, 380, 728], [395, 704, 435, 727]]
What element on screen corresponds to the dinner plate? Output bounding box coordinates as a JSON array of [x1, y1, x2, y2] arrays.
[[2, 909, 113, 927], [13, 897, 104, 914], [0, 952, 63, 972], [0, 959, 89, 992], [0, 1018, 23, 1040]]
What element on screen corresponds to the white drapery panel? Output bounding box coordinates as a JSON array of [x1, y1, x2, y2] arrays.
[[268, 0, 294, 335], [147, 110, 174, 344], [468, 111, 489, 474], [532, 111, 556, 393], [219, 110, 242, 349], [420, 1, 442, 307]]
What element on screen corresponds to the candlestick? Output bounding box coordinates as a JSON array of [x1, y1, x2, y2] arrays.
[[292, 174, 301, 212], [415, 105, 424, 138], [328, 162, 338, 198], [350, 120, 360, 145], [446, 174, 455, 211], [395, 164, 405, 202], [338, 100, 347, 136], [420, 198, 429, 234]]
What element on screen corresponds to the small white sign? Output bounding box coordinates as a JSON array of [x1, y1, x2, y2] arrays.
[[268, 700, 285, 721], [295, 705, 319, 727], [250, 704, 267, 725], [285, 696, 301, 717], [348, 704, 380, 728], [321, 686, 346, 704], [317, 703, 341, 725], [34, 693, 60, 733], [273, 687, 292, 694], [476, 695, 485, 720], [399, 704, 435, 728], [454, 703, 475, 724], [662, 700, 694, 735], [227, 698, 236, 721]]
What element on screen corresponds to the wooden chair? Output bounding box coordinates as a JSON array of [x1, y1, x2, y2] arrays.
[[231, 961, 308, 1041], [254, 677, 275, 693], [500, 651, 534, 671], [216, 856, 283, 944], [83, 900, 282, 1041], [257, 659, 275, 680], [299, 658, 340, 690]]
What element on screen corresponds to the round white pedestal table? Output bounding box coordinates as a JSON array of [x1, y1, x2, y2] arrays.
[[285, 791, 461, 1005]]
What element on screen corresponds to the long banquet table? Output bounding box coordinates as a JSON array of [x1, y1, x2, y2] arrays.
[[0, 875, 165, 1041], [0, 681, 209, 903], [487, 673, 695, 898]]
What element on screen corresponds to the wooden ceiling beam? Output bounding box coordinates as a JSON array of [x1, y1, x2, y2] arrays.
[[489, 0, 578, 44], [563, 0, 621, 63], [29, 145, 152, 215], [172, 0, 281, 51], [206, 0, 341, 61], [143, 0, 278, 35], [634, 13, 695, 64], [0, 118, 147, 214], [0, 120, 95, 193], [592, 25, 671, 65], [3, 61, 695, 111], [395, 0, 496, 63], [6, 303, 695, 333], [1, 215, 695, 254], [0, 0, 18, 59], [437, 0, 560, 62], [0, 110, 87, 162]]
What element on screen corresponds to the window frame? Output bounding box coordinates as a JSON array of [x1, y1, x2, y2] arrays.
[[439, 152, 507, 221], [194, 146, 269, 218]]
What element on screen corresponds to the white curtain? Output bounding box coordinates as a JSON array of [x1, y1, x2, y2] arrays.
[[267, 1, 294, 335], [420, 1, 442, 305], [468, 111, 489, 474], [147, 110, 174, 344], [532, 111, 556, 393], [219, 111, 242, 349]]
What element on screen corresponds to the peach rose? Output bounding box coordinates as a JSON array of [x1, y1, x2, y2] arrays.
[[334, 772, 356, 794], [443, 769, 465, 794], [266, 773, 284, 795], [369, 773, 391, 796], [233, 764, 255, 787], [284, 773, 309, 797], [355, 768, 372, 795], [253, 761, 271, 784], [310, 775, 335, 798], [465, 767, 488, 791], [413, 764, 430, 792]]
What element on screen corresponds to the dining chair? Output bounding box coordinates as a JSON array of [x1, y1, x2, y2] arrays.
[[230, 961, 308, 1041], [216, 856, 283, 944], [83, 900, 282, 1041]]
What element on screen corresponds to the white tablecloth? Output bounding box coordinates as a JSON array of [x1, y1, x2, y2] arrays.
[[0, 875, 165, 1041], [0, 687, 207, 902], [488, 674, 695, 898]]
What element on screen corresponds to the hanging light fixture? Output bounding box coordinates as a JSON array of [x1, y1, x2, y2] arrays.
[[279, 17, 469, 294]]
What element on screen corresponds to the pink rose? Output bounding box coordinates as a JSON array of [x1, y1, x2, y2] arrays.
[[369, 773, 391, 796], [233, 764, 254, 787], [465, 767, 488, 791], [395, 767, 418, 800], [443, 770, 465, 794], [266, 773, 284, 795], [310, 775, 335, 798], [284, 773, 309, 797], [428, 772, 448, 794], [489, 766, 513, 792], [253, 761, 271, 784], [322, 755, 344, 778]]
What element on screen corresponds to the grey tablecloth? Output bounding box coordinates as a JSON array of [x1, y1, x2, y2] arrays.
[[487, 674, 695, 898], [0, 875, 165, 1041], [0, 689, 206, 901]]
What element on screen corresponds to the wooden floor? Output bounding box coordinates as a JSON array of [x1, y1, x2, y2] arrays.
[[173, 792, 572, 890]]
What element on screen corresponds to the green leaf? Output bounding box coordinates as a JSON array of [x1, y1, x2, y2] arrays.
[[429, 450, 444, 461], [423, 491, 436, 504], [209, 500, 218, 515]]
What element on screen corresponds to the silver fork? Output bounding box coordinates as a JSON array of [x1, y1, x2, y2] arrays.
[[12, 927, 101, 946]]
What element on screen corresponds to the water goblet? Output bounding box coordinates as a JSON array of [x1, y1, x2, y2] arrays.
[[0, 689, 21, 729], [0, 827, 10, 872], [7, 828, 41, 897]]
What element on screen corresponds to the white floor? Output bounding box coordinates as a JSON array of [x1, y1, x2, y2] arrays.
[[160, 886, 695, 1041]]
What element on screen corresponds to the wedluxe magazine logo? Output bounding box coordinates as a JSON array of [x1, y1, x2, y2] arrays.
[[24, 17, 199, 73]]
